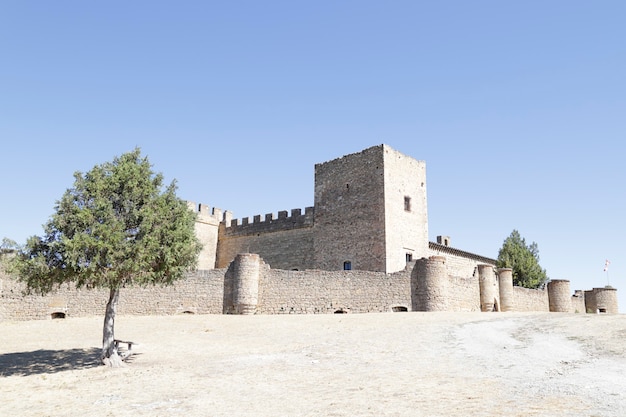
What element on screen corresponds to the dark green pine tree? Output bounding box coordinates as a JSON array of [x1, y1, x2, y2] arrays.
[[497, 230, 548, 289]]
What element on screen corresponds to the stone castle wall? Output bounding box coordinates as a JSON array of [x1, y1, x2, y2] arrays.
[[511, 286, 550, 312], [445, 276, 482, 312], [216, 208, 315, 270], [1, 257, 611, 321], [1, 270, 225, 321], [572, 292, 586, 313], [1, 266, 413, 320], [428, 242, 497, 278], [256, 268, 412, 314]]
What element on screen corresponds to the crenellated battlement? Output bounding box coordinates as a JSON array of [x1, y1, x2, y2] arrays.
[[222, 206, 314, 237], [187, 201, 233, 225]]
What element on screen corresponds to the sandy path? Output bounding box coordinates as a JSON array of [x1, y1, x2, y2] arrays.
[[1, 312, 625, 416]]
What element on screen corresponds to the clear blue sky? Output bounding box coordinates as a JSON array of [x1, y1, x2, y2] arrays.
[[2, 2, 625, 311]]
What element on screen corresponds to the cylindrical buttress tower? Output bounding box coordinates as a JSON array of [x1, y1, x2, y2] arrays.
[[498, 268, 514, 312], [232, 253, 260, 315], [415, 256, 448, 311], [547, 280, 571, 312], [478, 264, 496, 312], [585, 287, 619, 314]]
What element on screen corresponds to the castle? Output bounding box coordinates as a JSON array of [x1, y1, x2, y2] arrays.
[[0, 144, 618, 320], [192, 144, 429, 273]]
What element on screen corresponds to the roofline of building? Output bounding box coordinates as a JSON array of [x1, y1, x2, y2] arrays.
[[428, 241, 497, 265]]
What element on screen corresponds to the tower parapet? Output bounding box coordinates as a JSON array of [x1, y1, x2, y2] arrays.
[[187, 201, 231, 225], [188, 201, 231, 270], [222, 207, 314, 237]]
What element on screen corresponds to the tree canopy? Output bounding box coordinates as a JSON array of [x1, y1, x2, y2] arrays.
[[496, 230, 548, 289], [10, 148, 201, 365]]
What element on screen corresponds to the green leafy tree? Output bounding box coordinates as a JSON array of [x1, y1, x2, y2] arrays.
[[0, 238, 18, 275], [10, 149, 201, 366], [497, 230, 548, 289], [1, 237, 17, 255]]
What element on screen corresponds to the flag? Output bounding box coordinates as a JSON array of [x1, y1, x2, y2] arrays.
[[604, 259, 610, 272]]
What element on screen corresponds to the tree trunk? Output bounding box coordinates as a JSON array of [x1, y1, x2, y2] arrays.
[[101, 287, 124, 367]]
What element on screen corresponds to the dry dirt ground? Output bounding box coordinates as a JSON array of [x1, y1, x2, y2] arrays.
[[1, 312, 626, 417]]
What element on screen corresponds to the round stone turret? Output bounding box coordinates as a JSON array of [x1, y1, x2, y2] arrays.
[[478, 264, 497, 312], [498, 268, 514, 312], [585, 287, 619, 314], [232, 253, 261, 315], [415, 256, 448, 311], [547, 280, 571, 312]]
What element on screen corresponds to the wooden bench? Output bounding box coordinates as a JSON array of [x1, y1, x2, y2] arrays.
[[114, 339, 135, 361]]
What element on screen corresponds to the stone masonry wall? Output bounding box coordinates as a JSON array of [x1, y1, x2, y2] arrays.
[[445, 276, 481, 312], [382, 145, 429, 272], [428, 243, 497, 278], [217, 224, 314, 271], [216, 208, 315, 270], [313, 145, 387, 272], [512, 286, 549, 312], [571, 293, 586, 313], [1, 270, 225, 321], [1, 262, 605, 321], [256, 268, 412, 314]]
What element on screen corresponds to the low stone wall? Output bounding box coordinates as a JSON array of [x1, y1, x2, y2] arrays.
[[571, 294, 586, 313], [445, 276, 481, 312], [1, 258, 612, 320], [217, 226, 315, 270], [256, 268, 411, 314], [512, 286, 549, 312], [1, 270, 225, 321]]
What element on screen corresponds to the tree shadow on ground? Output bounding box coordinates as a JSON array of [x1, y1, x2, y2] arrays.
[[0, 347, 101, 376]]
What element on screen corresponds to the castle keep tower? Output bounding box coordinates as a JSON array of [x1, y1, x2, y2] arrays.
[[313, 144, 428, 273]]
